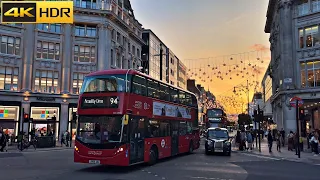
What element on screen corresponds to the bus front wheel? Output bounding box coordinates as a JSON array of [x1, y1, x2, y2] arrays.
[[148, 146, 158, 165]]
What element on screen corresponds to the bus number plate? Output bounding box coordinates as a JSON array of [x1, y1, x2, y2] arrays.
[[89, 160, 100, 164]]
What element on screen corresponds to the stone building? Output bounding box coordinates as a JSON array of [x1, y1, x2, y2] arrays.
[[0, 0, 144, 140], [265, 0, 320, 135]]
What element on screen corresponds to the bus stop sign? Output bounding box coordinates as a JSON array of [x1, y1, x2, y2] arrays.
[[290, 96, 303, 107]]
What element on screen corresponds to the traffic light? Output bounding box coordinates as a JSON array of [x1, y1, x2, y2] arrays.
[[23, 113, 29, 123], [52, 116, 56, 121]]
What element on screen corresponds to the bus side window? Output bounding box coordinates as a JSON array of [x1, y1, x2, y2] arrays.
[[147, 79, 159, 98], [159, 83, 169, 101], [186, 121, 192, 135], [132, 75, 146, 96], [178, 121, 187, 136], [171, 121, 179, 136], [159, 121, 170, 137], [170, 88, 178, 103], [148, 120, 160, 137], [185, 93, 192, 106], [179, 91, 186, 105]]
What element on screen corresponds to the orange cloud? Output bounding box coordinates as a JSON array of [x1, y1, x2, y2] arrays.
[[250, 44, 269, 51]]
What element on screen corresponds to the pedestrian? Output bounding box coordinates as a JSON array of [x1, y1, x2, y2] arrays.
[[240, 129, 246, 151], [267, 129, 273, 153], [276, 132, 281, 152], [287, 131, 294, 151], [280, 128, 285, 147], [236, 130, 241, 150], [246, 131, 253, 150], [311, 131, 319, 155]]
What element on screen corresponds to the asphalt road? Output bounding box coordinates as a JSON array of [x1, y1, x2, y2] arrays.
[[0, 145, 319, 180]]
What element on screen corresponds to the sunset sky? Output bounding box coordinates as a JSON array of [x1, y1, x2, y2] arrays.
[[130, 0, 271, 114]]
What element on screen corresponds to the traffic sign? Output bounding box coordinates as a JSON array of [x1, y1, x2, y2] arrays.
[[289, 96, 303, 107]]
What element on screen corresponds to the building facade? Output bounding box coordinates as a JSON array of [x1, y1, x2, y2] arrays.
[[142, 29, 168, 83], [168, 49, 178, 86], [265, 0, 320, 135], [187, 79, 216, 126], [261, 68, 273, 118], [0, 0, 144, 140], [177, 60, 187, 89]]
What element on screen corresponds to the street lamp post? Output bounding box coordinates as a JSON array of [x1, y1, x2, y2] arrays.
[[233, 79, 250, 115]]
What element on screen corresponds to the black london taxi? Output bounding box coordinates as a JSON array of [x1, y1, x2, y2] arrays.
[[205, 127, 231, 156]]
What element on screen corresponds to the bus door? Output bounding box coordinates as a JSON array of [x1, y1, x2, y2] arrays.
[[171, 121, 179, 156], [129, 116, 145, 164]]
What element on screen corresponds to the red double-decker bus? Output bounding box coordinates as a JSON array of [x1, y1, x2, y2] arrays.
[[205, 108, 227, 128], [74, 69, 200, 166]]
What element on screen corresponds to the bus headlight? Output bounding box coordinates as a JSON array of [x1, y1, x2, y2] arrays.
[[75, 146, 79, 152], [116, 147, 124, 153]]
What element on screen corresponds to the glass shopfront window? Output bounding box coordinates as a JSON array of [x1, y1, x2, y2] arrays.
[[0, 106, 19, 138], [30, 107, 59, 139], [301, 60, 320, 88], [68, 107, 77, 140]]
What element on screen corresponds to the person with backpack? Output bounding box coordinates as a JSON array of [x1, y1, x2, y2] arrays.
[[246, 131, 253, 150]]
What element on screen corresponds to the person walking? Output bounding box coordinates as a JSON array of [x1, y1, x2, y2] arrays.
[[246, 131, 253, 151], [287, 131, 294, 151], [311, 131, 319, 155], [267, 129, 273, 153], [280, 128, 285, 147], [0, 128, 7, 152], [276, 132, 282, 152]]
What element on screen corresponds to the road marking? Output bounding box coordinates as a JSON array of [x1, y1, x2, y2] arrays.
[[189, 177, 234, 180], [238, 152, 281, 160]]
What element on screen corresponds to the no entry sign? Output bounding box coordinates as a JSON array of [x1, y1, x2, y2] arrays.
[[290, 96, 303, 107]]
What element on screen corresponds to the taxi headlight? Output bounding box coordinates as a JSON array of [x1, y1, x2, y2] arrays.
[[225, 142, 231, 146]]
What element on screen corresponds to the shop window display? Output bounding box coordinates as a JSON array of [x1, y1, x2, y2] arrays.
[[0, 106, 19, 138], [30, 107, 59, 139]]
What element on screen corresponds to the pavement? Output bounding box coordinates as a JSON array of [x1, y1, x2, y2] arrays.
[[235, 140, 320, 165], [0, 140, 319, 180]]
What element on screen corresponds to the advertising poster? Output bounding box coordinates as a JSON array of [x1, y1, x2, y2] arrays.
[[153, 102, 191, 119]]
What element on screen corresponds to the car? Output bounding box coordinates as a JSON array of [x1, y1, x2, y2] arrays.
[[205, 127, 231, 156]]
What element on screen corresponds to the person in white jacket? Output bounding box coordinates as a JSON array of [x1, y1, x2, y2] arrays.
[[311, 132, 319, 155]]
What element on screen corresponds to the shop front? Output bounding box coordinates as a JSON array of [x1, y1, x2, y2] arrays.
[[0, 103, 20, 144], [30, 104, 60, 140]]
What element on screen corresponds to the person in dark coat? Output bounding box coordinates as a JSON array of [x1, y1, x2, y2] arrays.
[[267, 130, 273, 153]]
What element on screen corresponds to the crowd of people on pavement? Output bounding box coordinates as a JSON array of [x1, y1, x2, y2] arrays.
[[234, 128, 320, 156], [0, 126, 72, 152], [234, 129, 255, 151]]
